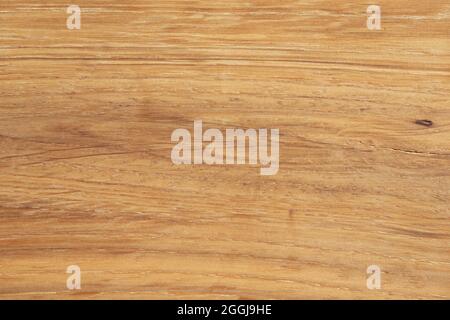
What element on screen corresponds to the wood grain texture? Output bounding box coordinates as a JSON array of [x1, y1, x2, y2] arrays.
[[0, 0, 449, 299]]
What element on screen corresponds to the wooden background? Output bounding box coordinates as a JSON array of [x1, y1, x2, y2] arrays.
[[0, 0, 449, 299]]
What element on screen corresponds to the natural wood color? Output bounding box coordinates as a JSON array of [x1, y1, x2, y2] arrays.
[[0, 0, 449, 299]]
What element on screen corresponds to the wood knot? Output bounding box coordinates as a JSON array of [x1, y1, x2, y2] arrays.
[[415, 119, 433, 127]]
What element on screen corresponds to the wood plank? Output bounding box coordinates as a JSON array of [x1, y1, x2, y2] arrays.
[[0, 0, 449, 299]]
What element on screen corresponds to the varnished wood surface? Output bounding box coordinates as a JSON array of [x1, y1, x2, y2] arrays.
[[0, 0, 449, 299]]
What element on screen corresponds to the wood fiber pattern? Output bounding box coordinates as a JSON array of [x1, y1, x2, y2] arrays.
[[0, 0, 449, 299]]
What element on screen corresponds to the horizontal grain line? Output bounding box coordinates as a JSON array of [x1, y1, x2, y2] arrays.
[[0, 145, 111, 161], [19, 150, 148, 166], [0, 57, 448, 74]]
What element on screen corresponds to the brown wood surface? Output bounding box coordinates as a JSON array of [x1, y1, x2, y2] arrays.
[[0, 0, 449, 299]]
